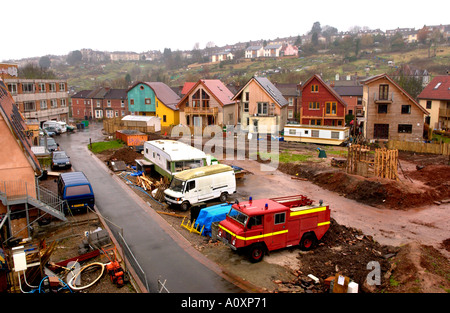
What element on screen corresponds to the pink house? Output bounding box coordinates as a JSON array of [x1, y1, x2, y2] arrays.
[[282, 44, 298, 57]]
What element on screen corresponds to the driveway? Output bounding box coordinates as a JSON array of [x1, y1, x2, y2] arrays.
[[54, 123, 243, 293]]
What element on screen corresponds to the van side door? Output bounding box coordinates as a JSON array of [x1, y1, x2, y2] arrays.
[[184, 180, 198, 203], [271, 211, 288, 250]]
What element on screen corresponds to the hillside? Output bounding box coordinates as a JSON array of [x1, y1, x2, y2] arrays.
[[51, 45, 450, 92]]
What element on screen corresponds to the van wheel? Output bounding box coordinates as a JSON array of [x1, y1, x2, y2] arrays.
[[219, 192, 228, 202], [180, 201, 190, 211], [299, 233, 317, 251], [248, 244, 265, 263]]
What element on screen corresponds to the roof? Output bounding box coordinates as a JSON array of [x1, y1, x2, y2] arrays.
[[0, 78, 41, 175], [181, 82, 196, 95], [273, 83, 300, 97], [417, 75, 450, 101], [71, 90, 92, 98], [246, 46, 263, 50], [105, 89, 127, 100], [174, 164, 233, 181], [145, 140, 207, 161], [233, 76, 288, 107], [177, 79, 235, 108], [332, 85, 363, 97], [264, 44, 283, 49], [60, 171, 90, 186], [121, 115, 159, 122], [301, 74, 347, 108], [361, 73, 429, 115], [145, 82, 180, 110]]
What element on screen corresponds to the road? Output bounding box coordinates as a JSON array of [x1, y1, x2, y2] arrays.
[[54, 123, 243, 293]]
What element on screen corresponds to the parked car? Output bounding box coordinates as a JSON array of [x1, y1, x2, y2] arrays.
[[39, 137, 59, 152], [51, 151, 71, 170], [44, 126, 62, 135], [40, 127, 55, 137]]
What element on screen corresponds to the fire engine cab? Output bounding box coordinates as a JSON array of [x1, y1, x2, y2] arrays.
[[218, 194, 330, 262]]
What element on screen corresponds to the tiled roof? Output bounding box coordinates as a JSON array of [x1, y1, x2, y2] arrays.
[[254, 77, 289, 107], [145, 82, 181, 110], [104, 89, 127, 100], [181, 82, 196, 95], [333, 85, 363, 97], [417, 75, 450, 101], [201, 80, 235, 106], [71, 90, 92, 98]]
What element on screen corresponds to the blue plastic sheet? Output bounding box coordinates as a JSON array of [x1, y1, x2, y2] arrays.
[[195, 203, 231, 236]]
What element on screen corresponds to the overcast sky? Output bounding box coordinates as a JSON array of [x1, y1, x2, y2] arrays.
[[1, 0, 448, 62]]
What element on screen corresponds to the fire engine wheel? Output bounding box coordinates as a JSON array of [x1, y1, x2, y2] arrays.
[[299, 233, 317, 251], [180, 201, 190, 211], [219, 192, 228, 203], [248, 244, 265, 263]]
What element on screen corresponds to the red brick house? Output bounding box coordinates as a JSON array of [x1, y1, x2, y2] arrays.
[[300, 74, 347, 127]]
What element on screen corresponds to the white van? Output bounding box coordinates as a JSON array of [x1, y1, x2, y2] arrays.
[[164, 164, 236, 211], [42, 121, 63, 133], [56, 121, 67, 133]]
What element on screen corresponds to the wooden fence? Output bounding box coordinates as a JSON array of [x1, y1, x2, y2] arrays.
[[347, 144, 399, 180], [103, 117, 156, 135], [387, 140, 450, 156]]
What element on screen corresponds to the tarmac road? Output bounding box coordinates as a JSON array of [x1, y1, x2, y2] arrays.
[[54, 122, 243, 293]]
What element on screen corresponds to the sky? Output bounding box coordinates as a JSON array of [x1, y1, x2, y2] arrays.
[[1, 0, 448, 62]]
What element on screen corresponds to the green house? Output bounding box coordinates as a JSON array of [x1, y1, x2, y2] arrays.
[[127, 82, 156, 115]]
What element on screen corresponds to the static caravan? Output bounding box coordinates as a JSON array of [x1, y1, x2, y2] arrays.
[[142, 140, 208, 179], [284, 125, 350, 145]]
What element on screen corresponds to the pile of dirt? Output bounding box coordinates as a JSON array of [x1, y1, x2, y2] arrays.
[[107, 147, 143, 166], [277, 162, 450, 210], [275, 218, 398, 293]]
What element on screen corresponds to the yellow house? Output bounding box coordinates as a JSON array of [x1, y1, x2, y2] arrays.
[[127, 82, 179, 129]]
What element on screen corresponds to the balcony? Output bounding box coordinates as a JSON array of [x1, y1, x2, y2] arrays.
[[374, 92, 394, 104], [439, 108, 450, 118], [185, 107, 218, 115], [23, 106, 69, 119]]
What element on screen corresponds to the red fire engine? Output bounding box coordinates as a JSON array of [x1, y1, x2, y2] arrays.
[[217, 194, 330, 262]]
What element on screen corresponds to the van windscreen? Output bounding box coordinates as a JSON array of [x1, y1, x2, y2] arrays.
[[65, 185, 91, 197]]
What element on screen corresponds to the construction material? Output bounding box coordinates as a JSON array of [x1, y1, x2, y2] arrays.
[[67, 262, 105, 291], [193, 203, 231, 237], [181, 217, 204, 235]]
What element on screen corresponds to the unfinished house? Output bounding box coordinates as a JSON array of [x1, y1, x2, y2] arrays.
[[0, 79, 67, 246], [361, 74, 429, 141]]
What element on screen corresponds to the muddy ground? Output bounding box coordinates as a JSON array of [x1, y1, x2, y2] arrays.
[[91, 142, 450, 293]]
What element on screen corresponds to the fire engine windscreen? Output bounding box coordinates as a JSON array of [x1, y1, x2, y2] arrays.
[[227, 208, 249, 226], [169, 178, 185, 192]]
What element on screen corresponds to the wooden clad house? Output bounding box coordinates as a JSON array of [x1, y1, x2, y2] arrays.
[[361, 73, 429, 141], [300, 74, 347, 127], [177, 79, 236, 128], [232, 76, 288, 134]]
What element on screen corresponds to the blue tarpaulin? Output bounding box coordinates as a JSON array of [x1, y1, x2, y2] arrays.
[[195, 203, 231, 236]]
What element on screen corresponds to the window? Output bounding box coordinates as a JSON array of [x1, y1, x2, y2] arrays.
[[51, 99, 57, 108], [24, 101, 36, 111], [59, 83, 66, 91], [289, 129, 296, 135], [145, 98, 151, 105], [309, 102, 320, 110], [49, 83, 56, 92], [401, 105, 411, 114], [311, 130, 320, 137], [186, 181, 195, 192], [378, 104, 388, 113], [326, 102, 337, 115], [130, 99, 134, 105], [96, 100, 101, 108], [311, 84, 319, 93], [288, 110, 293, 118], [257, 102, 268, 115], [121, 100, 125, 107], [40, 100, 47, 110], [274, 212, 286, 224], [22, 83, 35, 93], [310, 119, 321, 126], [331, 131, 340, 139], [7, 83, 17, 94], [38, 83, 46, 93], [288, 98, 294, 106], [245, 92, 250, 101], [243, 102, 249, 112], [398, 124, 412, 133], [107, 100, 111, 107], [379, 84, 389, 100], [248, 215, 263, 228], [426, 101, 432, 109], [60, 99, 66, 107], [163, 115, 167, 123]]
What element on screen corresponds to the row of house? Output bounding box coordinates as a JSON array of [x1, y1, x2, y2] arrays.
[[245, 43, 299, 59]]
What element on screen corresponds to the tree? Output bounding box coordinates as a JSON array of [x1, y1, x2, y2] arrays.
[[39, 56, 51, 69], [417, 26, 430, 44], [311, 22, 322, 34], [311, 32, 319, 46], [294, 35, 302, 46], [67, 50, 83, 65], [19, 63, 56, 79]]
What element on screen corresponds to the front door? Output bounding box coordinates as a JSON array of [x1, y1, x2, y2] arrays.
[[374, 124, 389, 139]]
